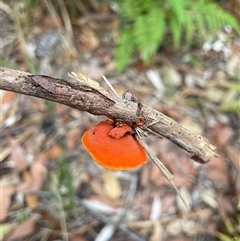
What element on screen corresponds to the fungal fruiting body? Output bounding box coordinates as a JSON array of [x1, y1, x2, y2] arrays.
[[81, 120, 147, 170]]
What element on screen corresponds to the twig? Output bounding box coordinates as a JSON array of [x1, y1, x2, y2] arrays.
[[0, 67, 217, 164]]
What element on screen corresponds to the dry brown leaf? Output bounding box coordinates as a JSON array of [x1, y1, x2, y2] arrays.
[[80, 27, 99, 50], [0, 186, 16, 222], [88, 194, 123, 209], [235, 172, 240, 195], [216, 193, 234, 218], [103, 170, 121, 200], [17, 182, 35, 194], [69, 234, 87, 241], [17, 162, 46, 194], [56, 103, 68, 117], [31, 162, 47, 183], [150, 164, 170, 187], [211, 122, 233, 150], [172, 174, 194, 189], [167, 152, 196, 177], [160, 194, 175, 214], [46, 144, 63, 159], [66, 128, 82, 150], [25, 194, 39, 210], [4, 214, 40, 241], [89, 178, 104, 196], [21, 170, 39, 209], [225, 145, 240, 170], [8, 137, 28, 172], [1, 91, 16, 105], [165, 239, 190, 241], [139, 165, 150, 188], [37, 15, 62, 28], [216, 126, 233, 148], [207, 156, 229, 189]]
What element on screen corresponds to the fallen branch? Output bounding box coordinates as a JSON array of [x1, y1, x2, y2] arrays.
[[0, 66, 217, 163]]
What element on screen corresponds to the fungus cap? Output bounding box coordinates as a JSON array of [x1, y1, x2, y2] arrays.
[[82, 120, 147, 170]]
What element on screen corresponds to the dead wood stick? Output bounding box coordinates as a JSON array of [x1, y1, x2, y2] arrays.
[[0, 66, 217, 164]]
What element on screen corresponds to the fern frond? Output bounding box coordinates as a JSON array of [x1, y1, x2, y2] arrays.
[[113, 0, 239, 72], [133, 15, 150, 61], [192, 1, 207, 39], [170, 0, 187, 23], [220, 101, 240, 113], [184, 10, 195, 44], [133, 8, 166, 63], [146, 8, 165, 59], [222, 82, 240, 92], [192, 0, 239, 38], [202, 1, 239, 32], [114, 29, 135, 72], [170, 14, 182, 47], [220, 81, 240, 113], [121, 0, 151, 20], [121, 1, 140, 21]]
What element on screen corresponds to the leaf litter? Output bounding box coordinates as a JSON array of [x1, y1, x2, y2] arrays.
[[1, 1, 240, 240]]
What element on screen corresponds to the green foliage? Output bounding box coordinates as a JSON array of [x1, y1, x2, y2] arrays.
[[113, 0, 239, 72], [220, 81, 240, 113], [57, 156, 75, 210], [17, 209, 30, 222], [48, 156, 75, 211], [217, 215, 240, 241]]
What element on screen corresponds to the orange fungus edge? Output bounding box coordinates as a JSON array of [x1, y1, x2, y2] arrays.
[[81, 120, 147, 170]]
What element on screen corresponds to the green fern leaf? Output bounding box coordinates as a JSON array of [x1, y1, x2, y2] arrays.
[[170, 0, 187, 23], [184, 10, 195, 44], [220, 101, 240, 113], [133, 8, 166, 63], [114, 29, 135, 72], [192, 1, 207, 39], [202, 1, 239, 32], [170, 14, 182, 47], [121, 1, 140, 21], [113, 0, 239, 71], [192, 0, 239, 38], [133, 15, 153, 61], [146, 8, 165, 60]]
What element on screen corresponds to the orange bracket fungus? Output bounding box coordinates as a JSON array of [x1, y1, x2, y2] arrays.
[[81, 120, 147, 170]]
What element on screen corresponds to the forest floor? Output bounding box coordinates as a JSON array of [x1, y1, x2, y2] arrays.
[[0, 1, 239, 241]]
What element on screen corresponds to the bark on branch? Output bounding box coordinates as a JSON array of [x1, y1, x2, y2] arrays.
[[0, 66, 217, 163]]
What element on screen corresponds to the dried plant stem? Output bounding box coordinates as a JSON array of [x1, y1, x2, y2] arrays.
[[102, 75, 121, 98], [135, 134, 190, 210]]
